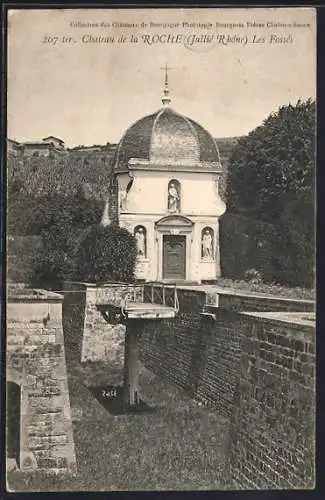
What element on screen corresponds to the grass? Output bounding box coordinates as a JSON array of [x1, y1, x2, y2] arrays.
[[7, 350, 231, 492]]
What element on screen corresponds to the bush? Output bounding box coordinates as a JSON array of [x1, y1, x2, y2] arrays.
[[219, 211, 314, 288], [220, 212, 278, 282], [8, 190, 104, 237], [69, 224, 137, 284], [11, 191, 104, 288], [29, 248, 70, 290], [7, 236, 43, 284], [244, 269, 263, 284]]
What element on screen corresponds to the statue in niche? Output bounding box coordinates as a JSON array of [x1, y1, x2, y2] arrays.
[[202, 228, 214, 259], [168, 180, 180, 213], [134, 227, 146, 258], [120, 191, 127, 211]]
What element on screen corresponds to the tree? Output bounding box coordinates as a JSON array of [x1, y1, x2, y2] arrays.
[[227, 99, 315, 221], [225, 99, 315, 287], [69, 224, 137, 283]]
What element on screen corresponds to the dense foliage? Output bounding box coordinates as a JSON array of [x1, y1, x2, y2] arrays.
[[8, 152, 114, 197], [7, 153, 117, 287], [69, 224, 137, 283], [227, 99, 315, 218], [223, 99, 315, 287], [25, 191, 104, 287], [8, 188, 103, 237], [8, 191, 137, 286]]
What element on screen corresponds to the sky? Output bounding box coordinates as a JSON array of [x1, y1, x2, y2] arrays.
[[7, 8, 316, 147]]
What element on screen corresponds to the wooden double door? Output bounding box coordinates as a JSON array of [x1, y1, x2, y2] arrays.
[[163, 235, 186, 280]]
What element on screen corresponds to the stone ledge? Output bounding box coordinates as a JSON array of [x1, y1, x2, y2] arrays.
[[7, 286, 63, 303], [7, 317, 62, 323], [216, 288, 314, 304], [241, 311, 315, 330], [145, 283, 315, 312], [63, 280, 135, 288]]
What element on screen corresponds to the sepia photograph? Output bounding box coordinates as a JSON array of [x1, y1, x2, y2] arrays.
[[5, 7, 316, 491]]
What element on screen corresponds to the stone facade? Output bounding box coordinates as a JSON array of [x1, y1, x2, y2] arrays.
[[6, 287, 76, 474], [111, 97, 226, 283], [116, 170, 225, 282]]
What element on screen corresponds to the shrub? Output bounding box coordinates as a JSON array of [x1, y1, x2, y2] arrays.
[[244, 269, 263, 285], [69, 224, 137, 284], [29, 248, 69, 290], [11, 191, 104, 288], [220, 211, 314, 288], [7, 235, 44, 284], [220, 212, 277, 283]]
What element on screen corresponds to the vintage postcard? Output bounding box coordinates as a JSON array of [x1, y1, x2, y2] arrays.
[[6, 7, 316, 492]]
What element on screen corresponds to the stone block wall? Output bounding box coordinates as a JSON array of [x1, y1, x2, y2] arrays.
[[63, 282, 143, 364], [6, 288, 76, 474], [138, 287, 315, 489], [225, 313, 315, 489], [81, 285, 125, 363], [62, 282, 87, 361], [140, 308, 243, 419]]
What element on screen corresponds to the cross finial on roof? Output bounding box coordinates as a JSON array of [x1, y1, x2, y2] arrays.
[[161, 62, 172, 87], [160, 63, 172, 107]]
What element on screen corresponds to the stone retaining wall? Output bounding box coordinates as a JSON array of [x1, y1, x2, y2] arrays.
[[140, 308, 243, 418], [62, 282, 142, 363], [7, 287, 76, 474], [139, 287, 315, 489], [61, 282, 315, 489], [225, 312, 315, 489]]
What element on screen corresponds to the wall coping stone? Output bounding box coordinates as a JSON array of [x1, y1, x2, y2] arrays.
[[7, 286, 63, 303], [241, 310, 315, 330], [174, 284, 315, 305], [63, 281, 136, 288], [65, 281, 315, 307]]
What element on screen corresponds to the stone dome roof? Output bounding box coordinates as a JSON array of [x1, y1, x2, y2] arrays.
[[114, 107, 220, 170]]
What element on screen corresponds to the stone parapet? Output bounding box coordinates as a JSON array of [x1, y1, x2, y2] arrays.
[[6, 287, 76, 475]]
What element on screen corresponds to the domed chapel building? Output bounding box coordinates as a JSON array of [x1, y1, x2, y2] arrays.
[[107, 67, 226, 282]]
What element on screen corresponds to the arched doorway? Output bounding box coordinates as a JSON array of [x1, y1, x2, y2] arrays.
[[163, 235, 186, 280], [155, 215, 194, 281]]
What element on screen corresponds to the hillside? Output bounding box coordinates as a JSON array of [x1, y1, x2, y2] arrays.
[[7, 136, 240, 200], [8, 149, 115, 199]]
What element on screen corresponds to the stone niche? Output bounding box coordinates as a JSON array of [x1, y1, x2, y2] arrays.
[[6, 285, 76, 474]]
